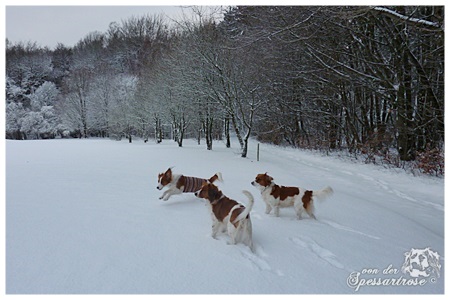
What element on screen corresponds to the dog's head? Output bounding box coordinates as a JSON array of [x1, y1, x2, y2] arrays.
[[195, 182, 222, 204], [157, 168, 172, 190], [251, 173, 274, 191], [401, 248, 441, 278]]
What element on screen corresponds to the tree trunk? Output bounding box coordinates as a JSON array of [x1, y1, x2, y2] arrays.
[[394, 13, 416, 161], [224, 116, 231, 148]]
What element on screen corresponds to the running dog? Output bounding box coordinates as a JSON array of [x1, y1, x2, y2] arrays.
[[157, 168, 222, 201]]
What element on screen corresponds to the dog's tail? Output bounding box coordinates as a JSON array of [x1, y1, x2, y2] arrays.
[[312, 186, 334, 202], [209, 172, 223, 183], [233, 190, 254, 223]]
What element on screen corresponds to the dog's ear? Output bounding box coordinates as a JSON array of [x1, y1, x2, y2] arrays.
[[264, 172, 273, 181], [208, 185, 220, 201], [264, 173, 273, 181]]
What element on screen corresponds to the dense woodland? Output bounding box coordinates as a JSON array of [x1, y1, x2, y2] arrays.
[[5, 6, 444, 174]]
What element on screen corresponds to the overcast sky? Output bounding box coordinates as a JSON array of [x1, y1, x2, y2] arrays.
[[4, 1, 392, 49], [5, 3, 223, 49]]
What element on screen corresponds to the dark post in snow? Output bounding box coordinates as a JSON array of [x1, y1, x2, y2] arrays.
[[257, 143, 260, 162]]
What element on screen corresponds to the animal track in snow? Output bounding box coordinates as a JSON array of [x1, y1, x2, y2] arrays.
[[239, 245, 284, 276], [320, 219, 380, 240], [391, 189, 444, 212], [357, 173, 444, 212], [339, 170, 354, 176], [289, 236, 345, 270], [240, 249, 271, 271]]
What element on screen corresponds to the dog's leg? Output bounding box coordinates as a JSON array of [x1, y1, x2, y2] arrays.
[[265, 203, 272, 214], [306, 203, 317, 220], [274, 205, 280, 217], [294, 205, 303, 220], [211, 220, 221, 239], [246, 240, 254, 252], [227, 222, 238, 245], [247, 238, 254, 252], [245, 220, 254, 252], [294, 204, 303, 219], [159, 189, 170, 200], [162, 188, 182, 201], [294, 200, 305, 219], [162, 190, 173, 201], [229, 234, 237, 245]]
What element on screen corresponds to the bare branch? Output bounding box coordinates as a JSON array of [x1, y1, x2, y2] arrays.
[[371, 6, 443, 30]]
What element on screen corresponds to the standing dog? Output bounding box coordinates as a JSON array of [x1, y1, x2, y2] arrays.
[[157, 168, 222, 201], [251, 173, 333, 219], [195, 182, 254, 251]]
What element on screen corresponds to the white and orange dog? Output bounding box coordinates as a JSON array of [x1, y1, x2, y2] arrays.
[[251, 173, 333, 219], [195, 182, 254, 251], [157, 168, 222, 201]]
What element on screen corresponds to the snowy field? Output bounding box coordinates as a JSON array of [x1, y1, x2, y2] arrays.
[[5, 138, 444, 294]]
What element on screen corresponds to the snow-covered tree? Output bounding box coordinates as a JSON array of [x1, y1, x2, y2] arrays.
[[29, 81, 59, 111], [6, 102, 26, 139], [108, 74, 138, 142]]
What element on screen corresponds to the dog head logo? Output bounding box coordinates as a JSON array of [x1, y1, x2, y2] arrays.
[[401, 248, 441, 278]]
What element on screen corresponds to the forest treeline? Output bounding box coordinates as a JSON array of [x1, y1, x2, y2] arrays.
[[5, 6, 444, 174]]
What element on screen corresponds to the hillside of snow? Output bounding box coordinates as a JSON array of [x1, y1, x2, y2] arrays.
[[5, 138, 444, 294]]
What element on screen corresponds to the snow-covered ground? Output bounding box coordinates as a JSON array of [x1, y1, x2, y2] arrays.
[[5, 138, 444, 294]]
